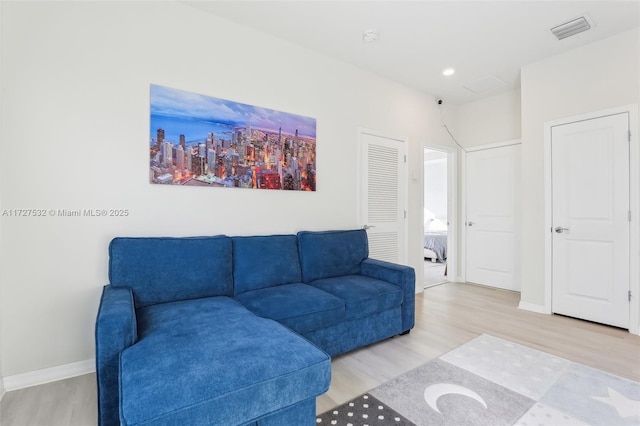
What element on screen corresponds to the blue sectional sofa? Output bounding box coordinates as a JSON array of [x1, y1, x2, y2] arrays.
[[95, 229, 415, 426]]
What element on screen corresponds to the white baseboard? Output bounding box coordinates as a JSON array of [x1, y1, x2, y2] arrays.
[[518, 301, 551, 315], [0, 376, 5, 402], [3, 359, 95, 392]]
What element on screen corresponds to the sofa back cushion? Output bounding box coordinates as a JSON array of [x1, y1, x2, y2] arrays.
[[232, 235, 302, 295], [109, 236, 233, 308], [297, 229, 368, 282]]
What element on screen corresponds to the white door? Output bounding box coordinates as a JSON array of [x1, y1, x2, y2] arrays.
[[466, 144, 521, 291], [551, 113, 630, 328], [360, 131, 407, 264]]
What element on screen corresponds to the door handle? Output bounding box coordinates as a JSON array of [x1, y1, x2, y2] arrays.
[[554, 226, 570, 234], [467, 221, 474, 226], [363, 225, 376, 230]]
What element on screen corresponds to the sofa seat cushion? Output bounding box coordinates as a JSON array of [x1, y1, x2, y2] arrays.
[[121, 296, 330, 426], [234, 283, 345, 334], [309, 275, 403, 320]]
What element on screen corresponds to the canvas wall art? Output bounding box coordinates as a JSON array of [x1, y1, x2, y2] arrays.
[[149, 84, 316, 191]]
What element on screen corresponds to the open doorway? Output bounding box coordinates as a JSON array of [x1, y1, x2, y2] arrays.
[[424, 148, 448, 287]]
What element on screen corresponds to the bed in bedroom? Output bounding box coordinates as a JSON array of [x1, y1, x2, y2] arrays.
[[424, 230, 447, 263], [423, 211, 448, 263]]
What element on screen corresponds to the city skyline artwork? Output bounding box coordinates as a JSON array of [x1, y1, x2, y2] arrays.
[[149, 84, 317, 191]]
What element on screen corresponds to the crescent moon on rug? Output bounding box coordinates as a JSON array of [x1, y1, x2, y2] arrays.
[[424, 383, 488, 414]]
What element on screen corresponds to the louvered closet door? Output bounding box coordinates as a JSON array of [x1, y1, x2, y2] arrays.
[[360, 131, 407, 264]]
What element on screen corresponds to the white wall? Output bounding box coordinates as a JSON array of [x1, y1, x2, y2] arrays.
[[520, 28, 640, 311], [457, 89, 521, 147], [0, 2, 453, 378], [424, 156, 448, 223]]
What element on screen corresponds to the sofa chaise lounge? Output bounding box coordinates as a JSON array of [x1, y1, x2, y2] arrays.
[[95, 229, 415, 426]]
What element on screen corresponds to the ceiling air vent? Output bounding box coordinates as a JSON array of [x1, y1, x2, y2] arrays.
[[551, 16, 592, 40], [463, 76, 506, 94]]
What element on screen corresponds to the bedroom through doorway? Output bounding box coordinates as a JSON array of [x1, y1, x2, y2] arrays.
[[424, 148, 448, 288]]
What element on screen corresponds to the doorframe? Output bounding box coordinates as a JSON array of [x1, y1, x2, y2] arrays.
[[461, 139, 521, 284], [356, 127, 409, 265], [423, 144, 458, 283], [543, 104, 639, 335]]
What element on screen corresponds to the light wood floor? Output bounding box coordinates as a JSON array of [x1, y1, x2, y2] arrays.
[[2, 283, 639, 425], [319, 282, 640, 413], [423, 259, 447, 288]]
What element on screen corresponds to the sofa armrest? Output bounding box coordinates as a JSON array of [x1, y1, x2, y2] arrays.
[[360, 258, 415, 332], [95, 285, 137, 426]]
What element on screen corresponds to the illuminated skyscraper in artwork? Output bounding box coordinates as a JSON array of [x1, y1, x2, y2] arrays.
[[192, 152, 204, 176], [207, 148, 216, 174], [237, 144, 246, 164], [186, 147, 192, 170], [156, 129, 165, 150], [224, 154, 233, 178], [277, 160, 284, 188], [306, 163, 315, 191], [162, 141, 173, 167], [176, 145, 185, 170], [207, 133, 216, 150], [294, 168, 301, 190], [246, 124, 252, 144]]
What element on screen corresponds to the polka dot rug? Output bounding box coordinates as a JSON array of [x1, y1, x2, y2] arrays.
[[316, 393, 415, 426]]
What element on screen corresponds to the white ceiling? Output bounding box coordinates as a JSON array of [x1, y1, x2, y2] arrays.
[[185, 1, 640, 105]]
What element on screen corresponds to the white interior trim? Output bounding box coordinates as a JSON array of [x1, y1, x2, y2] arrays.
[[464, 138, 522, 153], [0, 0, 3, 402], [518, 301, 550, 315], [543, 104, 639, 335], [629, 105, 640, 335], [460, 150, 467, 283], [447, 148, 458, 285], [422, 143, 458, 285], [3, 359, 95, 392]]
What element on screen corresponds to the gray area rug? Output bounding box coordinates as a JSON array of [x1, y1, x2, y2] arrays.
[[317, 334, 640, 426]]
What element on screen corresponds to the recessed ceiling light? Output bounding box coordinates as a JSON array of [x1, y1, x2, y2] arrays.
[[362, 29, 379, 43], [442, 68, 456, 77]]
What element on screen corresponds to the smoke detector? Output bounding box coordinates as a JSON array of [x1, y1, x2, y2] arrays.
[[362, 29, 379, 43], [551, 15, 593, 40]]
